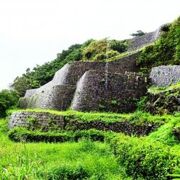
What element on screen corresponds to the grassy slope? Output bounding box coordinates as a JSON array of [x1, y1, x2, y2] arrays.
[[1, 109, 180, 179], [148, 82, 180, 94], [0, 120, 130, 180], [9, 108, 173, 125]]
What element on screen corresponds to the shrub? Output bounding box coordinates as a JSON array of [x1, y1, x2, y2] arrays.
[[44, 164, 89, 180], [109, 134, 179, 179], [130, 30, 145, 37], [137, 17, 180, 72], [82, 39, 108, 61], [82, 39, 128, 62], [8, 128, 105, 143], [109, 40, 128, 53], [148, 116, 180, 145], [0, 90, 19, 118]]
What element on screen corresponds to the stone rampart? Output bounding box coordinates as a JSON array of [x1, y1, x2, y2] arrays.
[[71, 70, 148, 113]]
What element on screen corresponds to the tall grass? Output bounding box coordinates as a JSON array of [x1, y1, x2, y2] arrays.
[[0, 119, 129, 179]]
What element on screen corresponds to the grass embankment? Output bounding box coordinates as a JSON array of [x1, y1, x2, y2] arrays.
[[148, 82, 180, 95], [9, 108, 170, 125], [0, 120, 129, 179], [1, 110, 180, 179]]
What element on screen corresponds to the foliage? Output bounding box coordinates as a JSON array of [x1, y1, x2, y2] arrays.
[[145, 83, 180, 114], [148, 116, 180, 145], [0, 90, 19, 117], [1, 108, 180, 179], [137, 17, 180, 72], [12, 43, 83, 96], [110, 134, 180, 180], [130, 30, 145, 37], [82, 39, 127, 61], [148, 82, 180, 94], [136, 96, 148, 111], [8, 108, 169, 125], [109, 40, 128, 53], [0, 119, 129, 179], [8, 128, 105, 143]]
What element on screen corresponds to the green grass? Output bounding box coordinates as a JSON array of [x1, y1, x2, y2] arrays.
[[0, 119, 130, 180], [8, 127, 107, 143], [2, 109, 180, 179], [148, 82, 180, 94], [148, 116, 180, 145], [8, 108, 174, 125], [109, 133, 180, 180]]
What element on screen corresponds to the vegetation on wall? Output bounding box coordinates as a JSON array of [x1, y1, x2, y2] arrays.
[[1, 110, 180, 179], [82, 39, 128, 61], [137, 17, 180, 72]]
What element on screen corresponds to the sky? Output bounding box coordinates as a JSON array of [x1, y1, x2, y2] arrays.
[[0, 0, 179, 90]]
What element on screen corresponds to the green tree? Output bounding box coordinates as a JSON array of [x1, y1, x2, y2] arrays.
[[0, 90, 19, 117], [12, 43, 83, 96], [130, 30, 145, 37]]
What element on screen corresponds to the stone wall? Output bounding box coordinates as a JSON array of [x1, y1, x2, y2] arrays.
[[127, 26, 162, 51], [9, 111, 158, 136], [71, 70, 148, 113], [150, 65, 180, 86], [20, 52, 142, 112], [20, 85, 76, 110]]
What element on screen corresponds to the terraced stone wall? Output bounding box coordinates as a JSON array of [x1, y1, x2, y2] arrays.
[[9, 111, 158, 136], [20, 52, 140, 111]]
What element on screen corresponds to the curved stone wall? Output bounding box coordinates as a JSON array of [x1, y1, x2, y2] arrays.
[[20, 85, 76, 110], [20, 52, 142, 112], [71, 70, 148, 113]]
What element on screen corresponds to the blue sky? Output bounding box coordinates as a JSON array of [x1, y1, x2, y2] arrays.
[[0, 0, 179, 90]]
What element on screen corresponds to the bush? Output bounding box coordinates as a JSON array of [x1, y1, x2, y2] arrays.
[[148, 116, 180, 145], [82, 39, 108, 61], [82, 39, 128, 62], [0, 90, 19, 118], [130, 30, 145, 37], [109, 40, 128, 53], [110, 134, 179, 179], [43, 164, 89, 180], [8, 128, 105, 143], [137, 17, 180, 72], [12, 43, 83, 96]]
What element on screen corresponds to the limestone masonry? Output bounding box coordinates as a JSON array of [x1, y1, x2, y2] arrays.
[[18, 27, 180, 113], [9, 25, 180, 129], [19, 52, 148, 112], [150, 65, 180, 86]]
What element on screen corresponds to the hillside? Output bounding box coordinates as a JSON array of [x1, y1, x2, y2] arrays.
[[12, 17, 180, 97], [0, 16, 179, 179]]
